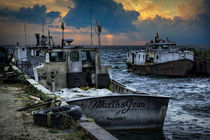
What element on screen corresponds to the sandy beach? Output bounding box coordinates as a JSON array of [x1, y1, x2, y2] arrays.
[[0, 84, 81, 140]]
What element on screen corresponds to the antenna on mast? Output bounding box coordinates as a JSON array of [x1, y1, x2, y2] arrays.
[[95, 20, 102, 46], [90, 8, 93, 46]]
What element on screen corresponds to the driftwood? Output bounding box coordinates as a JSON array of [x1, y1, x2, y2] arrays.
[[16, 99, 61, 111]]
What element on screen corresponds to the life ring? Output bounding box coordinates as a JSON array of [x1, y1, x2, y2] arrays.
[[33, 105, 82, 127]]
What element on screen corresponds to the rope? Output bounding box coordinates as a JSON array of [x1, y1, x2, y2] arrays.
[[50, 99, 55, 107], [47, 111, 52, 127], [63, 113, 73, 128]]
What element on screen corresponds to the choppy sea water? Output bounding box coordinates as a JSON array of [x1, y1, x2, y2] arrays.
[[98, 47, 210, 140]]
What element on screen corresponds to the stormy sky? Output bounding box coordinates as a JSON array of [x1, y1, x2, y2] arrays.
[[0, 0, 209, 45]]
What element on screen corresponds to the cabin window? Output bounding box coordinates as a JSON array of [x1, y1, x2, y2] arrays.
[[90, 51, 95, 61], [152, 45, 158, 49], [39, 50, 44, 56], [50, 52, 66, 62], [36, 51, 40, 56], [156, 55, 159, 60], [146, 55, 153, 62], [163, 45, 168, 49], [146, 55, 150, 61], [81, 51, 87, 61], [31, 49, 34, 56], [70, 51, 79, 62], [82, 51, 95, 62]]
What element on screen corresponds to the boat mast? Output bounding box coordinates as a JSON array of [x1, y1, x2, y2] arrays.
[[24, 22, 27, 46], [96, 20, 102, 46], [42, 21, 44, 36], [48, 30, 51, 47], [61, 22, 64, 48], [90, 8, 93, 46]]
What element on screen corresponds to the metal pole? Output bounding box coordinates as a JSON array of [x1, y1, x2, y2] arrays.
[[61, 22, 64, 48], [91, 8, 93, 46], [48, 30, 51, 47], [24, 22, 27, 46]]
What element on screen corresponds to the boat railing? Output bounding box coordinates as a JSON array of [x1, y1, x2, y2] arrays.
[[112, 79, 148, 95], [33, 61, 44, 68], [112, 79, 170, 98]]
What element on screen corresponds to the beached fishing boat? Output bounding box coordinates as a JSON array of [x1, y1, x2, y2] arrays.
[[67, 94, 169, 130], [126, 33, 194, 76], [67, 80, 169, 130], [30, 42, 169, 130], [13, 29, 170, 130]]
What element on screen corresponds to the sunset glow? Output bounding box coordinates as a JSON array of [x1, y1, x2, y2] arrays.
[[0, 0, 209, 45], [105, 34, 113, 39]]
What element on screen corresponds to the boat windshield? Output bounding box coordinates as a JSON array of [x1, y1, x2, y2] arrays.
[[81, 50, 95, 62], [81, 51, 87, 61], [90, 51, 95, 61], [50, 52, 66, 62], [152, 45, 158, 49], [70, 51, 79, 62], [162, 45, 169, 49]]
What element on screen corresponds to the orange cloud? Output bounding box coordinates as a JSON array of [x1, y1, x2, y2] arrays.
[[177, 0, 206, 20], [105, 34, 113, 38], [114, 0, 205, 20], [101, 33, 145, 45], [114, 0, 174, 20]]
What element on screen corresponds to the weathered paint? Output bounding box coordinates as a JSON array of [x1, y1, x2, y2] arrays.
[[127, 50, 194, 66], [32, 47, 107, 91], [67, 95, 169, 130], [35, 56, 68, 91], [126, 34, 195, 76], [16, 47, 28, 61], [127, 59, 194, 76]]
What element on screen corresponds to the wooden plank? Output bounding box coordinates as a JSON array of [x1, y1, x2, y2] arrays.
[[79, 122, 118, 140]]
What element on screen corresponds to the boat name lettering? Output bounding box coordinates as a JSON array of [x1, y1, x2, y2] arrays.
[[90, 99, 145, 114]]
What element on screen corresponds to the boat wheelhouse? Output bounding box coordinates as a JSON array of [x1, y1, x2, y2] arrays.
[[33, 45, 111, 91]]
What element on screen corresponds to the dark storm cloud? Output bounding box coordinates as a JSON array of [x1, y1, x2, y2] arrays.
[[0, 5, 61, 24], [63, 0, 139, 33], [136, 0, 210, 44], [135, 14, 210, 44], [204, 0, 210, 12]]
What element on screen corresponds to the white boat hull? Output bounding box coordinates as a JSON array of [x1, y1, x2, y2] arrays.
[[67, 94, 169, 130]]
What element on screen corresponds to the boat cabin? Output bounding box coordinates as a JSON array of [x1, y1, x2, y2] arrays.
[[146, 42, 177, 52], [33, 46, 111, 91]]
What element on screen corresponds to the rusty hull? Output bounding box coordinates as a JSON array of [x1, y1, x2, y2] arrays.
[[127, 59, 194, 77]]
